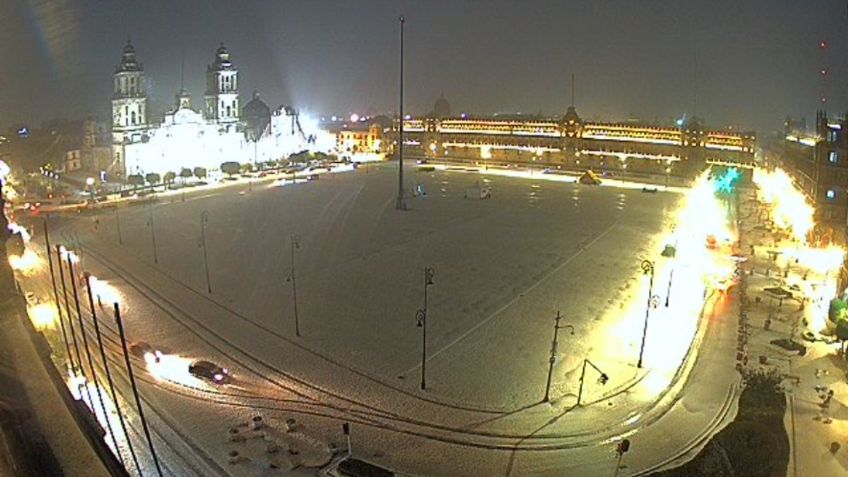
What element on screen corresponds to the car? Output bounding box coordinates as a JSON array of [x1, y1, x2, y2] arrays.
[[189, 360, 230, 384], [129, 341, 164, 364]]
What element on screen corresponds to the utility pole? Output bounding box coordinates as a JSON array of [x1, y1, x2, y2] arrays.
[[665, 268, 674, 307], [114, 208, 123, 245], [43, 219, 75, 371], [147, 202, 158, 264], [288, 235, 301, 337], [416, 267, 434, 390], [395, 15, 407, 211], [113, 303, 164, 477], [66, 257, 121, 471], [83, 272, 141, 475], [56, 245, 94, 408], [200, 210, 212, 293], [544, 311, 574, 403], [637, 260, 654, 369]]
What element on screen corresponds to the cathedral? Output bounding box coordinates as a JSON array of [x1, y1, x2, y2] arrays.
[[110, 41, 325, 179]]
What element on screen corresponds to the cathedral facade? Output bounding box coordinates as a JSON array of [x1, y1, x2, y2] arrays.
[[110, 41, 323, 180]]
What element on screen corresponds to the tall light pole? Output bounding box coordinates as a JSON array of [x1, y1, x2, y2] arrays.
[[543, 311, 574, 403], [114, 207, 123, 245], [43, 219, 75, 372], [287, 235, 301, 337], [415, 267, 434, 390], [637, 260, 654, 369], [55, 245, 92, 408], [665, 267, 674, 307], [83, 272, 141, 475], [395, 15, 407, 211], [67, 257, 120, 471], [113, 303, 164, 477], [200, 210, 212, 293], [147, 203, 158, 264]]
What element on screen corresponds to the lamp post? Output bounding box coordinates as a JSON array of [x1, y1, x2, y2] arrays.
[[637, 260, 654, 369], [83, 272, 141, 475], [66, 257, 121, 471], [395, 15, 407, 211], [287, 235, 301, 337], [55, 245, 92, 407], [544, 311, 574, 403], [200, 210, 212, 293], [86, 177, 99, 230], [416, 267, 434, 390], [577, 358, 609, 406], [114, 208, 123, 245], [113, 303, 164, 477], [43, 219, 75, 372], [665, 267, 674, 307], [147, 202, 158, 264]]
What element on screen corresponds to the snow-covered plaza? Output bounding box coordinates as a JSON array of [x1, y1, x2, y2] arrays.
[[21, 163, 743, 476]]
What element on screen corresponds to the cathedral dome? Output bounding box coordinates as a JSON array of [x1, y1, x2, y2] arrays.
[[242, 92, 271, 140], [433, 94, 451, 118]]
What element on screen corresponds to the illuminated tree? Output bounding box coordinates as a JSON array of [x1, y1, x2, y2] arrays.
[[221, 161, 240, 176], [128, 174, 144, 190]]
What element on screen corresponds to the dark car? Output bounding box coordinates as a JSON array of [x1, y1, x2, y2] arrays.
[[129, 341, 163, 364], [189, 360, 230, 384]]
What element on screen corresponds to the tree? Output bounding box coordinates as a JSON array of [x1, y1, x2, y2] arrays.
[[163, 171, 176, 188], [239, 162, 253, 174], [144, 173, 160, 185], [837, 319, 848, 355], [127, 174, 144, 190], [193, 167, 207, 180], [221, 161, 240, 176], [179, 168, 193, 183]]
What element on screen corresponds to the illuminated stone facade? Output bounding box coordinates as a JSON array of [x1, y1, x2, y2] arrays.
[[400, 102, 755, 178], [110, 42, 324, 180]]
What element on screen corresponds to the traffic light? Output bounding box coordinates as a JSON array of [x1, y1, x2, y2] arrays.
[[598, 373, 609, 385], [617, 439, 631, 454]]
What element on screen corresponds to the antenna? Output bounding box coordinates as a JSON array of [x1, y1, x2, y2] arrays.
[[693, 51, 698, 120], [570, 74, 575, 108]]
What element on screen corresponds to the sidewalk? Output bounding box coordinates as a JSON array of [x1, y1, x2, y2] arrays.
[[0, 264, 110, 477], [735, 186, 848, 476]]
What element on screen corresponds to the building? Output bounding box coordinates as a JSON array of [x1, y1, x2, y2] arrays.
[[110, 41, 325, 180], [399, 97, 756, 179], [781, 111, 848, 237]]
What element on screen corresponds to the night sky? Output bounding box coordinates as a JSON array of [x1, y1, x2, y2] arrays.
[[3, 0, 848, 132]]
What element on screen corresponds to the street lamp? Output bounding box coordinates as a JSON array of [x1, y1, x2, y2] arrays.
[[114, 207, 123, 245], [577, 358, 609, 406], [637, 259, 654, 369], [200, 210, 212, 293], [544, 310, 574, 403], [147, 202, 158, 264], [416, 267, 434, 390], [287, 235, 301, 337]]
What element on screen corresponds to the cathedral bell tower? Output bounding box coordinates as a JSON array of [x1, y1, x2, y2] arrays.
[[112, 39, 148, 178], [204, 43, 239, 127]]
